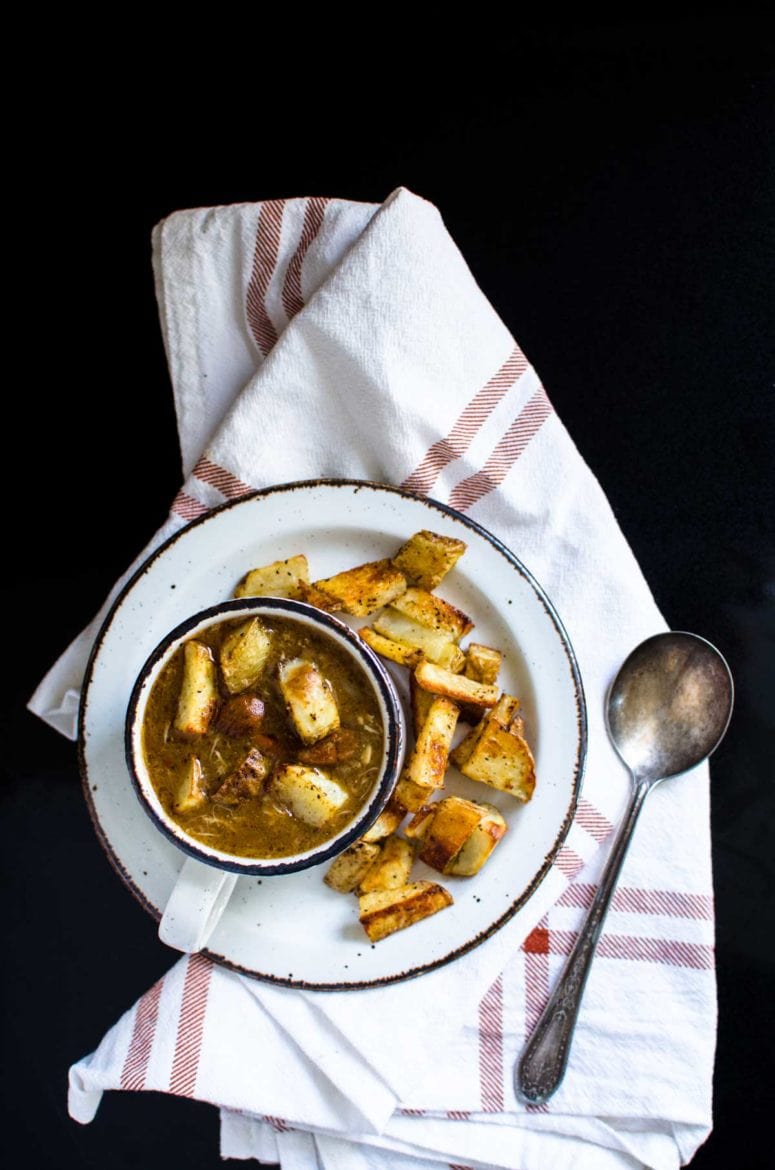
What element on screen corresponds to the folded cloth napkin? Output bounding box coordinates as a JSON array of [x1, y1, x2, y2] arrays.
[[30, 188, 716, 1170]]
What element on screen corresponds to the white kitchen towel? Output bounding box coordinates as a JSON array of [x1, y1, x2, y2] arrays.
[[32, 188, 715, 1169]]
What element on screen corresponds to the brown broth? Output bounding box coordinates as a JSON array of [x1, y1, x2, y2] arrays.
[[142, 616, 384, 858]]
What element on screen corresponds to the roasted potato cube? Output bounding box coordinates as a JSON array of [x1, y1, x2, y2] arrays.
[[410, 673, 436, 737], [394, 773, 438, 813], [220, 618, 272, 694], [174, 641, 218, 735], [174, 756, 208, 813], [372, 609, 464, 669], [509, 713, 526, 737], [464, 643, 503, 686], [358, 881, 453, 942], [313, 559, 407, 616], [411, 796, 508, 874], [217, 695, 266, 737], [405, 696, 460, 789], [359, 627, 424, 669], [234, 555, 310, 600], [447, 806, 508, 876], [297, 728, 359, 765], [360, 798, 405, 842], [452, 694, 521, 765], [414, 660, 499, 708], [213, 747, 269, 804], [324, 841, 381, 893], [358, 836, 414, 894], [391, 589, 473, 642], [457, 722, 536, 801], [392, 530, 467, 590], [403, 804, 436, 840], [270, 764, 348, 827], [278, 658, 340, 744], [408, 796, 483, 869], [295, 580, 340, 612]]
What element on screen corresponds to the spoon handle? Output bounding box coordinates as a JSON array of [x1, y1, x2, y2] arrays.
[[517, 779, 652, 1104]]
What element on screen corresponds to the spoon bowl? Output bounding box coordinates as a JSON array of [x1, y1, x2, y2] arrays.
[[606, 631, 734, 783]]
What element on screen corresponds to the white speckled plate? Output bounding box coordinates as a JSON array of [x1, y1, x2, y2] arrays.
[[79, 480, 586, 988]]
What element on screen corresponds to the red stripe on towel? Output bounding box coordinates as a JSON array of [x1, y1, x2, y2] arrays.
[[120, 976, 165, 1091], [555, 846, 585, 880], [281, 196, 330, 319], [448, 386, 553, 511], [549, 929, 714, 969], [262, 1115, 291, 1132], [171, 490, 210, 521], [478, 973, 504, 1112], [169, 954, 213, 1097], [191, 456, 253, 499], [575, 798, 614, 843], [401, 346, 528, 496], [523, 922, 552, 1114], [246, 200, 285, 355], [559, 883, 714, 920]]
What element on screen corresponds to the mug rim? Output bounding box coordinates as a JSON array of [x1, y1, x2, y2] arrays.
[[125, 597, 405, 875]]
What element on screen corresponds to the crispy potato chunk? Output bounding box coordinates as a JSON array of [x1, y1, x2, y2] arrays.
[[296, 580, 340, 612], [358, 836, 414, 894], [464, 643, 503, 686], [403, 803, 436, 840], [410, 673, 435, 737], [174, 756, 208, 813], [414, 660, 499, 708], [278, 658, 340, 744], [372, 609, 464, 669], [297, 728, 359, 765], [313, 559, 407, 617], [213, 748, 269, 805], [451, 699, 536, 801], [452, 694, 521, 766], [358, 881, 453, 942], [391, 589, 473, 642], [394, 773, 438, 812], [174, 641, 218, 735], [392, 530, 467, 590], [234, 555, 310, 600], [360, 799, 405, 842], [405, 696, 460, 790], [270, 763, 348, 827], [408, 796, 507, 874], [447, 806, 508, 876], [359, 627, 424, 669], [324, 841, 381, 893], [220, 618, 272, 694], [217, 695, 265, 738]]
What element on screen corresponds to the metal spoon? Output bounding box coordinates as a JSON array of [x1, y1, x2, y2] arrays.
[[517, 631, 733, 1104]]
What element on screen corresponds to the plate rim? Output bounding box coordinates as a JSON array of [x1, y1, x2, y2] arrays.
[[78, 477, 587, 989]]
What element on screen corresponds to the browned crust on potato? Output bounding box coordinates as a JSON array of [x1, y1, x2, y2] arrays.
[[358, 881, 453, 942], [414, 660, 499, 708], [313, 560, 408, 616], [392, 530, 467, 590]]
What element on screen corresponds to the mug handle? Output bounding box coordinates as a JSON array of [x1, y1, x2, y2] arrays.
[[158, 857, 239, 953]]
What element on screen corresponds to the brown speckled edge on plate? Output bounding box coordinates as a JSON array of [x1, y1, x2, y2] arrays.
[[78, 478, 587, 990]]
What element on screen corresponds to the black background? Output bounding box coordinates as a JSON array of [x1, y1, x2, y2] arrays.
[[3, 19, 773, 1170]]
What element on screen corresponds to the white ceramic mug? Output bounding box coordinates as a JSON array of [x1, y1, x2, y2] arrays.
[[125, 598, 406, 954]]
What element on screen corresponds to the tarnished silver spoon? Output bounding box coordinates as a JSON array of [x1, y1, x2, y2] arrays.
[[517, 631, 733, 1104]]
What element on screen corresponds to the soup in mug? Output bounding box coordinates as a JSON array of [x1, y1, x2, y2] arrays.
[[141, 615, 385, 858]]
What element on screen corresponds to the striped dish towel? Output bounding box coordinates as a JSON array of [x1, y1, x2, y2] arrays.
[[30, 187, 715, 1170]]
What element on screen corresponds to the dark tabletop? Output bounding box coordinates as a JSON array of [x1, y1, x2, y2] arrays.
[[3, 19, 773, 1170]]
